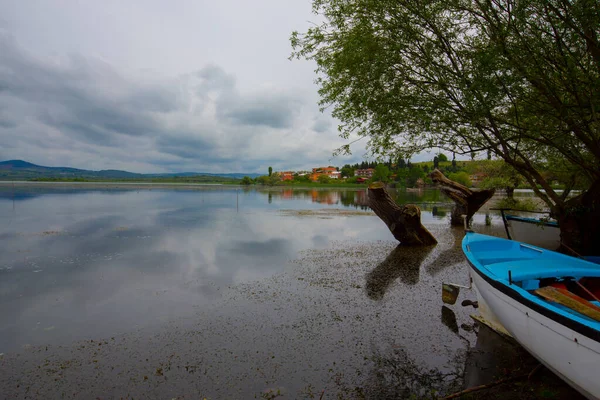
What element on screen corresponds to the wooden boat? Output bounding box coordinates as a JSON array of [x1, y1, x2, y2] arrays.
[[462, 232, 600, 399], [500, 212, 560, 250]]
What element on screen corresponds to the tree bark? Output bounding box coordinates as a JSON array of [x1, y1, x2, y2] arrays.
[[555, 178, 600, 256], [505, 187, 515, 200], [367, 183, 437, 245], [430, 169, 495, 225]]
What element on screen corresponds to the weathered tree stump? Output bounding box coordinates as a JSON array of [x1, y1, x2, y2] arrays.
[[430, 169, 495, 226], [367, 183, 437, 245]]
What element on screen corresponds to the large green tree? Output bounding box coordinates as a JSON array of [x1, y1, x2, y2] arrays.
[[341, 164, 355, 178], [292, 0, 600, 254], [478, 160, 523, 199], [372, 164, 391, 182]]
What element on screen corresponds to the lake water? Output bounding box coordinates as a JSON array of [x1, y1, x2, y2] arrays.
[[0, 184, 582, 399], [0, 185, 454, 352]]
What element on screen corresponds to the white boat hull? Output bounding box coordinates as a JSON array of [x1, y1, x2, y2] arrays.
[[470, 278, 513, 338], [506, 218, 560, 250], [469, 267, 600, 399]]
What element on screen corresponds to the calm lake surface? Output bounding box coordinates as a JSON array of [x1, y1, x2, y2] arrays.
[[0, 184, 582, 399], [0, 185, 455, 352]]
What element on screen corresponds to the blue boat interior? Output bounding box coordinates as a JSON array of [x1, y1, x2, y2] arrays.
[[463, 232, 600, 326]]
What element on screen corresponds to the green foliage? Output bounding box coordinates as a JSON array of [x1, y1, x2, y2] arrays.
[[438, 154, 448, 162], [257, 175, 281, 186], [240, 176, 253, 185], [406, 166, 425, 188], [340, 165, 354, 178], [317, 174, 332, 184], [270, 174, 281, 185], [480, 177, 512, 190], [447, 172, 472, 187], [292, 0, 600, 213], [256, 175, 270, 185], [294, 174, 311, 183], [496, 198, 540, 212], [478, 160, 523, 197], [268, 166, 273, 177], [372, 164, 390, 182], [346, 160, 378, 170]]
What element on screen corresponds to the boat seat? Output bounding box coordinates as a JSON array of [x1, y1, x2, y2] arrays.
[[535, 286, 600, 322], [482, 259, 600, 282]]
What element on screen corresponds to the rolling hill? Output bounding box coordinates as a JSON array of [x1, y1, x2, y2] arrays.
[[0, 160, 260, 181]]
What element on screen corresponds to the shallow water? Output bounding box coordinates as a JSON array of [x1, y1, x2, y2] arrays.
[[0, 186, 462, 352], [0, 184, 583, 399]]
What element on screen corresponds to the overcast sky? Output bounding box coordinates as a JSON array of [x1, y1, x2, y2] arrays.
[[0, 0, 394, 173]]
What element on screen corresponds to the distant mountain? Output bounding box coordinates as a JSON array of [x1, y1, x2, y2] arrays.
[[0, 160, 260, 181], [0, 160, 40, 169]]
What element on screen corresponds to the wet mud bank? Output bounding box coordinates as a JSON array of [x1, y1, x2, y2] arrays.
[[0, 225, 584, 399]]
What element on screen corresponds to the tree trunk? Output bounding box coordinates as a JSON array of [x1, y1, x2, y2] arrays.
[[555, 178, 600, 256], [505, 187, 515, 200], [430, 169, 495, 225], [367, 183, 437, 245]]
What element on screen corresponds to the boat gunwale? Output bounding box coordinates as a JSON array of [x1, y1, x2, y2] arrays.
[[463, 235, 600, 343], [505, 214, 559, 227]]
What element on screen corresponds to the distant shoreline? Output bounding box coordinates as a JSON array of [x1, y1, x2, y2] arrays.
[[0, 181, 229, 189], [0, 181, 370, 190]]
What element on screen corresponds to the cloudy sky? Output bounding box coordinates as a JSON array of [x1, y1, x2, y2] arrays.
[[0, 0, 376, 174]]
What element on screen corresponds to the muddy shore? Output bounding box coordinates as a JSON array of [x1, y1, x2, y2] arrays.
[[0, 222, 583, 399]]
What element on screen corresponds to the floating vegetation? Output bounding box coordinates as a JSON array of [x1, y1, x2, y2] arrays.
[[16, 230, 66, 237], [278, 208, 373, 217]]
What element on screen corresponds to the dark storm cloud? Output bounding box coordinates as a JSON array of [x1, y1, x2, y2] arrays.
[[0, 35, 176, 146], [195, 65, 299, 129], [218, 95, 299, 129], [0, 33, 348, 173], [155, 135, 235, 163]]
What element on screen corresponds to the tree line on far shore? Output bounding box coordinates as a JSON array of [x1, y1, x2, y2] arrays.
[[239, 156, 572, 198]]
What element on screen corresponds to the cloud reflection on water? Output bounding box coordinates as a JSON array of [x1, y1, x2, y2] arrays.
[[0, 187, 394, 351]]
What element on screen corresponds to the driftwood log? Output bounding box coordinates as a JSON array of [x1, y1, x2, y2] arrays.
[[430, 169, 495, 226], [368, 183, 437, 245]]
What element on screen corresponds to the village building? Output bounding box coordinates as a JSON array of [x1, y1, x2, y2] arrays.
[[280, 171, 294, 181], [355, 168, 375, 178], [310, 167, 341, 181]]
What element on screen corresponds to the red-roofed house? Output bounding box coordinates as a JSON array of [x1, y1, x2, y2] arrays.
[[310, 167, 341, 181], [280, 171, 294, 181]]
